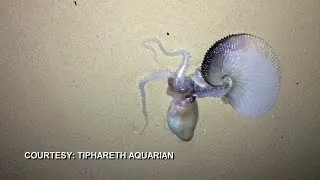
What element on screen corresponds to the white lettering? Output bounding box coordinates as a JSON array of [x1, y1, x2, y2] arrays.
[[24, 152, 75, 160], [128, 152, 174, 160], [77, 152, 127, 160]]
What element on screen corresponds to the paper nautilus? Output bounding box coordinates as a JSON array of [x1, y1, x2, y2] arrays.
[[136, 33, 281, 141]]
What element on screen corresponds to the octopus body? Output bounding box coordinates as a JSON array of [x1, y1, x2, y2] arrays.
[[136, 34, 281, 141]]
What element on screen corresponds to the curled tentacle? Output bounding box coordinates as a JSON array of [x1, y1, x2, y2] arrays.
[[137, 34, 281, 141], [135, 71, 175, 134], [142, 39, 168, 69], [139, 38, 198, 141], [142, 38, 191, 92]]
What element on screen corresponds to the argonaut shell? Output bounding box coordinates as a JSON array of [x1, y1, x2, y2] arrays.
[[201, 33, 281, 118]]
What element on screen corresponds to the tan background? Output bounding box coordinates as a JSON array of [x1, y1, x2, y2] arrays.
[[1, 0, 319, 179]]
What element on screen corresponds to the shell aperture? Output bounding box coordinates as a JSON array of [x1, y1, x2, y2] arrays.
[[201, 33, 281, 118]]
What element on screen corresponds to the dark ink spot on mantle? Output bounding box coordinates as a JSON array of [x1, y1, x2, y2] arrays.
[[280, 136, 284, 139], [167, 32, 170, 36], [74, 1, 77, 6], [296, 82, 299, 85]]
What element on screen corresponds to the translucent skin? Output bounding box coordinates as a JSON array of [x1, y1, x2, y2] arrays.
[[137, 34, 281, 141], [166, 78, 198, 141], [167, 99, 198, 141], [136, 38, 229, 141], [201, 34, 281, 118]]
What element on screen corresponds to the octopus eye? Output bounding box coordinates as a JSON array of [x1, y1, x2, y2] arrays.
[[185, 95, 195, 103]]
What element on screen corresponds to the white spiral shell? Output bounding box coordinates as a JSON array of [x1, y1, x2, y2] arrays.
[[201, 33, 281, 118]]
